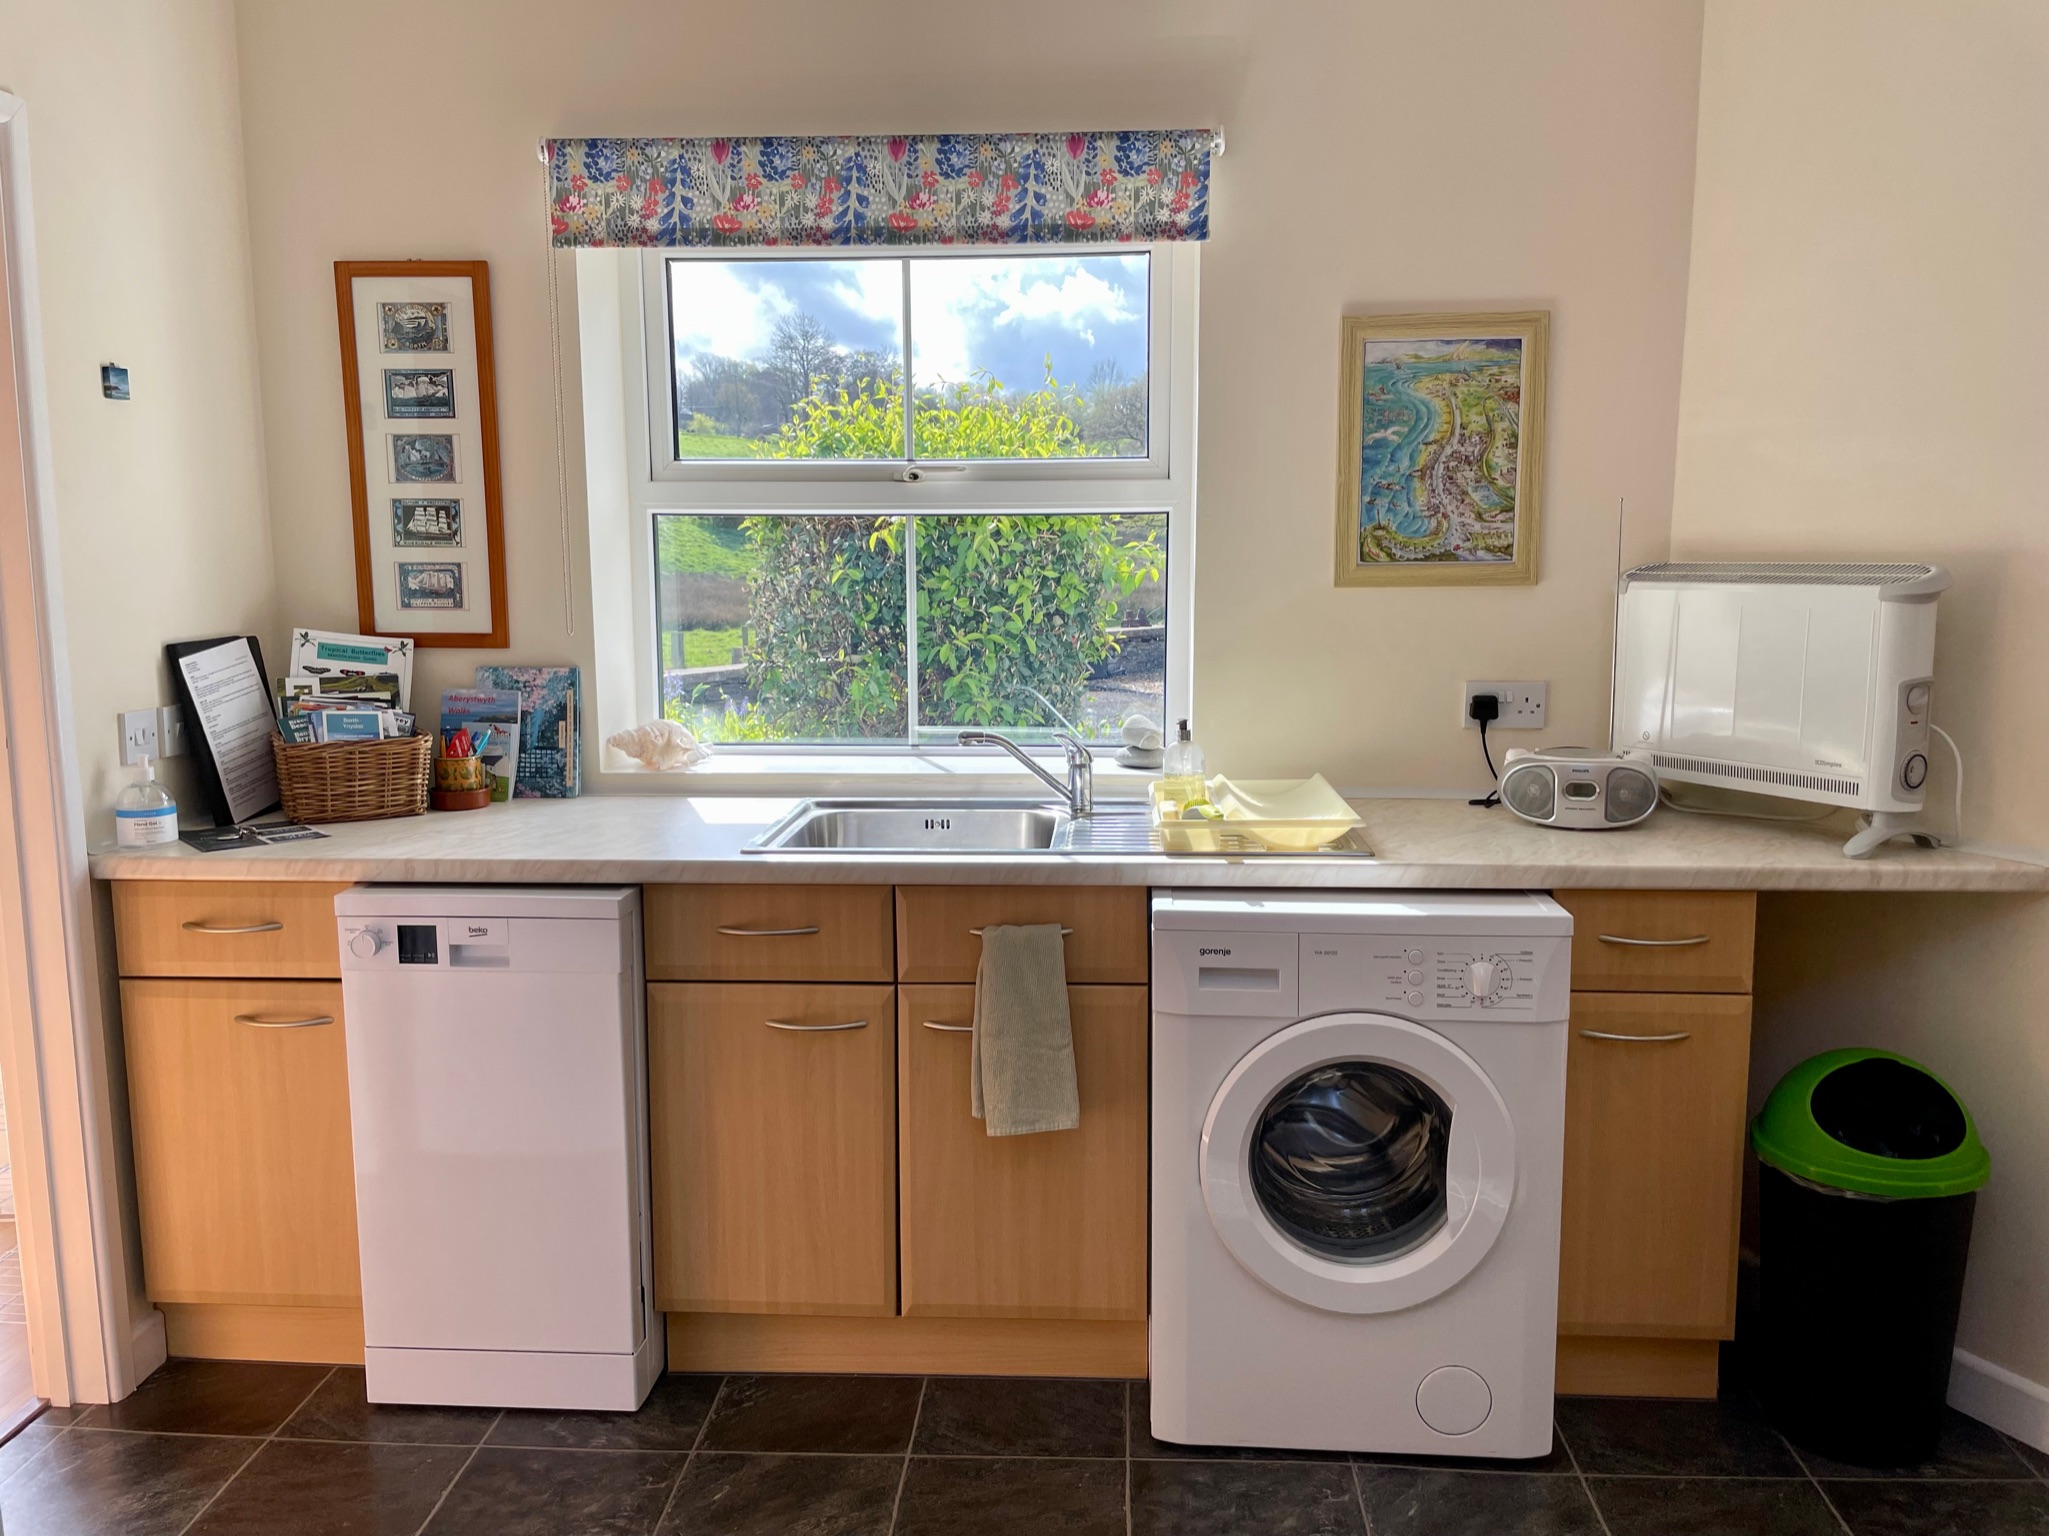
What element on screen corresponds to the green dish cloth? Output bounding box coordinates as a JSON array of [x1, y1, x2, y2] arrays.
[[971, 924, 1080, 1137]]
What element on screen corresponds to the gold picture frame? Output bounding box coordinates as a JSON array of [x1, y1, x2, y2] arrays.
[[1333, 310, 1549, 587]]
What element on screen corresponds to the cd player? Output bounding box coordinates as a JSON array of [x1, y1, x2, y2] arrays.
[[1500, 748, 1658, 830]]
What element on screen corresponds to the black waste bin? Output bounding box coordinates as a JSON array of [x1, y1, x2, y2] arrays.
[[1752, 1048, 1989, 1466]]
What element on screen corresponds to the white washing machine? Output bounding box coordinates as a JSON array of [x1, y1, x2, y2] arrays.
[[1151, 889, 1572, 1458]]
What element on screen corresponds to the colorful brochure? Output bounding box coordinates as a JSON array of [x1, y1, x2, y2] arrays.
[[473, 666, 582, 798]]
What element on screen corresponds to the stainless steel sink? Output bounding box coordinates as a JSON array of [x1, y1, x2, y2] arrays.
[[743, 798, 1373, 857], [747, 799, 1074, 853]]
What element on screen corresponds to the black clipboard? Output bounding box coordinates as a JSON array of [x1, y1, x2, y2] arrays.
[[165, 636, 280, 826]]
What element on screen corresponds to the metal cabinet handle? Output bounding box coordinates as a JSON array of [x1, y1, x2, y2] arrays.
[[1578, 1029, 1692, 1043], [968, 926, 1074, 937], [1597, 933, 1711, 948], [921, 1020, 974, 1034], [763, 1019, 868, 1033], [234, 1013, 334, 1029], [183, 920, 284, 935], [717, 925, 820, 937]]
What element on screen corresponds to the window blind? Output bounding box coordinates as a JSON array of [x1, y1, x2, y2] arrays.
[[545, 129, 1215, 248]]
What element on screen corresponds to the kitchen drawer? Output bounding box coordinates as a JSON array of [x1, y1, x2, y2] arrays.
[[1553, 890, 1755, 993], [898, 985, 1148, 1321], [112, 881, 351, 979], [120, 979, 360, 1308], [648, 982, 897, 1316], [895, 886, 1147, 985], [644, 885, 894, 982]]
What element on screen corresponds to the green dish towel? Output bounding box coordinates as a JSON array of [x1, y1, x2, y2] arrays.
[[971, 923, 1080, 1137]]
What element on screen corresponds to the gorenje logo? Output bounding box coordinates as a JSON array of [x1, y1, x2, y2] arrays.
[[1198, 946, 1232, 957]]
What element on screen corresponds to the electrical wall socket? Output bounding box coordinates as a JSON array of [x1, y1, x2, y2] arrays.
[[1463, 680, 1548, 730], [156, 704, 189, 758], [118, 708, 159, 766]]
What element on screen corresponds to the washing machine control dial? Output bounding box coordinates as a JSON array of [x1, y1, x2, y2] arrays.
[[1465, 954, 1513, 1005], [347, 926, 388, 959]]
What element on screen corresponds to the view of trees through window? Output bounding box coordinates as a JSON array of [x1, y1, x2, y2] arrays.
[[654, 252, 1168, 745], [656, 513, 1166, 744]]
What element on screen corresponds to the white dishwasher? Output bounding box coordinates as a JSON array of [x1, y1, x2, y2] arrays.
[[335, 885, 659, 1411]]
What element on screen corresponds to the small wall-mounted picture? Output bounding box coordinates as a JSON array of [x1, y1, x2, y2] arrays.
[[378, 300, 450, 353], [384, 368, 456, 419], [389, 433, 458, 483], [397, 561, 466, 609], [391, 497, 462, 547], [101, 363, 130, 400]]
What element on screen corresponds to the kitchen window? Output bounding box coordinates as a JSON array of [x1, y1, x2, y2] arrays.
[[582, 242, 1196, 759]]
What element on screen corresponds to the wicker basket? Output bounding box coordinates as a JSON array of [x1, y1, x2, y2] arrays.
[[272, 734, 431, 824]]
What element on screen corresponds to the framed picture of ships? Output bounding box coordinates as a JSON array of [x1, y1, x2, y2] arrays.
[[1333, 310, 1549, 587], [335, 260, 509, 645]]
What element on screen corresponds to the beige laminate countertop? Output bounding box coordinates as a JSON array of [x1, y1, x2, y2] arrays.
[[86, 794, 2049, 892]]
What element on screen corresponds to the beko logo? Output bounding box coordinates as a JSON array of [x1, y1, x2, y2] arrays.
[[1197, 946, 1233, 957]]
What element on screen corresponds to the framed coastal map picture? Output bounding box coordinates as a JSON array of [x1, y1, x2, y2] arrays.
[[1333, 310, 1549, 587]]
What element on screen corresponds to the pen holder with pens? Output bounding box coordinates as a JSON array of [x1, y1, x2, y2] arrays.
[[431, 727, 493, 812]]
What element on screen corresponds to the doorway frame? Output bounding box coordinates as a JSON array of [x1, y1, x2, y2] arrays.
[[0, 87, 165, 1411]]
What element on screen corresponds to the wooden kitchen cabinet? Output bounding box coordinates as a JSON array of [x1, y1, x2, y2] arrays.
[[897, 985, 1148, 1321], [1553, 890, 1756, 994], [1557, 991, 1753, 1345], [895, 885, 1147, 985], [112, 881, 351, 979], [119, 979, 361, 1309], [648, 981, 898, 1317], [644, 884, 894, 982]]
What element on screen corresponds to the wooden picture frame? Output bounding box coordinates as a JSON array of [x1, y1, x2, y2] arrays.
[[1334, 310, 1548, 587], [335, 260, 508, 647]]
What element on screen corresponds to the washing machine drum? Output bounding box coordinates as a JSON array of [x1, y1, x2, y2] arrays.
[[1201, 1012, 1519, 1315], [1250, 1064, 1452, 1261]]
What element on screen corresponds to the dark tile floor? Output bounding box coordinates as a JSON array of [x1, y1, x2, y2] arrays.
[[0, 1358, 2044, 1535]]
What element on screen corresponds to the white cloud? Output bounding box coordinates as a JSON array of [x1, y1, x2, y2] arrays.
[[910, 256, 1144, 386], [826, 261, 903, 325], [667, 262, 794, 361]]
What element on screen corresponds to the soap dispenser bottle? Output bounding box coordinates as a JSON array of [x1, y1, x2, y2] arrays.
[[114, 755, 179, 847], [1159, 719, 1209, 815]]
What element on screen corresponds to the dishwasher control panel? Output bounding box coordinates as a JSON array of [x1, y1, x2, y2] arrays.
[[338, 911, 622, 975], [341, 918, 515, 970]]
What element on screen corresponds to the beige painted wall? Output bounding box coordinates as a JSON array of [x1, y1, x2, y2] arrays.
[[234, 0, 1703, 790], [0, 0, 276, 840], [1673, 0, 2049, 1390]]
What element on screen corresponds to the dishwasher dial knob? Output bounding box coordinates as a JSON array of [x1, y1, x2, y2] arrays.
[[348, 926, 388, 959]]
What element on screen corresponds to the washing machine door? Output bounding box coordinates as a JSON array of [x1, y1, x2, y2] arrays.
[[1199, 1011, 1517, 1315]]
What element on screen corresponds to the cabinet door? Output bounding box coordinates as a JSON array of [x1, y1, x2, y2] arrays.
[[898, 985, 1147, 1321], [648, 982, 897, 1317], [1558, 992, 1752, 1338], [120, 980, 360, 1307]]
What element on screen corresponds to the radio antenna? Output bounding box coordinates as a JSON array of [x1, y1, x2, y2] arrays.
[[1606, 497, 1627, 750]]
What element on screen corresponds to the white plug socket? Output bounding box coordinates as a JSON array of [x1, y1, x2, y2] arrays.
[[156, 704, 189, 758], [1463, 680, 1548, 730], [118, 708, 160, 766]]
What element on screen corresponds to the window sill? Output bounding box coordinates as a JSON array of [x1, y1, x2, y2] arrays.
[[595, 749, 1158, 801]]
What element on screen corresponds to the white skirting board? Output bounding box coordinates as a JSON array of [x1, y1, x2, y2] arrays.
[[1951, 1348, 2049, 1453]]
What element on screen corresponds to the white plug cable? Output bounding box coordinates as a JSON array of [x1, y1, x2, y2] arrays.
[[1929, 724, 1964, 846]]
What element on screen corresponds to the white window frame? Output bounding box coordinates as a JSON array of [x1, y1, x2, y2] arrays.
[[579, 240, 1198, 776]]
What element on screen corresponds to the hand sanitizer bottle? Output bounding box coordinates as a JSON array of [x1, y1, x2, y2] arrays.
[[114, 755, 179, 847]]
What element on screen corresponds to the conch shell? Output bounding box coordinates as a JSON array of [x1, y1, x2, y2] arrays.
[[604, 719, 710, 771]]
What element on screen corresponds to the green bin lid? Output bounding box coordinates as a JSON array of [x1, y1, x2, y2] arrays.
[[1753, 1048, 1988, 1198]]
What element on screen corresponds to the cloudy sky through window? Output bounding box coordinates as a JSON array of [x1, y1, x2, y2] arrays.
[[668, 253, 1149, 396]]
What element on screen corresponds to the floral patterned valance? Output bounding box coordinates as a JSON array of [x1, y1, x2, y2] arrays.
[[545, 130, 1215, 248]]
